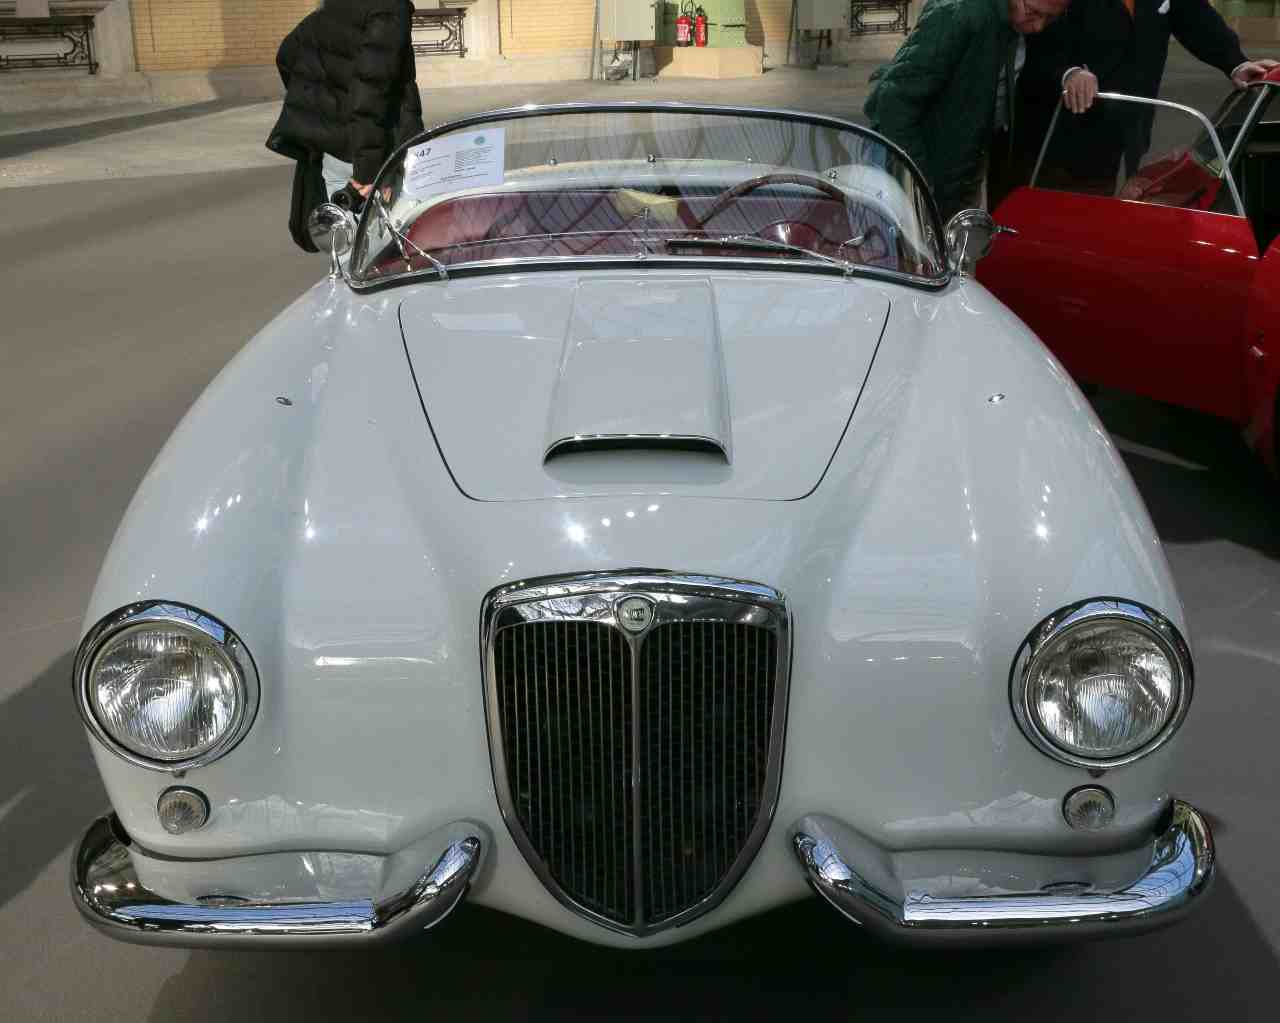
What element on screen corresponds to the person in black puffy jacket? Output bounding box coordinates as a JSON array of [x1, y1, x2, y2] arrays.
[[267, 0, 424, 251]]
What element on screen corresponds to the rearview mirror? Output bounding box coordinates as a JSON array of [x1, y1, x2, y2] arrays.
[[308, 203, 357, 279], [945, 209, 997, 277]]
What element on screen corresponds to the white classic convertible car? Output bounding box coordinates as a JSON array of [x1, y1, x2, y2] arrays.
[[72, 104, 1213, 948]]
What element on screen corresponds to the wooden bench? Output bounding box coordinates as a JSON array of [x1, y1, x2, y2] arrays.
[[411, 8, 467, 59], [849, 0, 910, 36], [0, 15, 97, 73]]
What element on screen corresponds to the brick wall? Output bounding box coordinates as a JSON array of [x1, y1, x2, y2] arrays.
[[124, 1, 926, 74], [745, 0, 791, 48], [501, 0, 596, 55], [130, 0, 317, 71]]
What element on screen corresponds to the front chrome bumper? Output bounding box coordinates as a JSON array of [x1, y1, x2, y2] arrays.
[[71, 815, 484, 947], [793, 799, 1215, 944]]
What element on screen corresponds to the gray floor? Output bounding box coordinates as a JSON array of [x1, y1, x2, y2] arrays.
[[3, 56, 1280, 1020]]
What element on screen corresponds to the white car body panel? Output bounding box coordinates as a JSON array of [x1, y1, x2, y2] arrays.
[[80, 262, 1183, 948]]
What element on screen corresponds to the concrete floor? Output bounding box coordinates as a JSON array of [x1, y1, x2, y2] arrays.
[[3, 56, 1280, 1020]]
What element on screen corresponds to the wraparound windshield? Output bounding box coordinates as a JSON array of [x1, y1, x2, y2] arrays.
[[349, 106, 946, 286]]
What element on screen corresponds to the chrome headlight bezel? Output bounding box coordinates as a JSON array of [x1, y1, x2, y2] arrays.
[[74, 602, 260, 772], [1010, 599, 1193, 770]]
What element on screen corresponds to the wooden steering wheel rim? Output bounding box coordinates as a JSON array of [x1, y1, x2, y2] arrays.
[[695, 172, 849, 228]]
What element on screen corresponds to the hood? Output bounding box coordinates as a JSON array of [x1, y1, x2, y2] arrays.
[[400, 272, 890, 501]]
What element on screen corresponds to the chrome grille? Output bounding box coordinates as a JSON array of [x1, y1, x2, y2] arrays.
[[639, 621, 778, 924], [484, 572, 789, 936], [493, 621, 634, 924]]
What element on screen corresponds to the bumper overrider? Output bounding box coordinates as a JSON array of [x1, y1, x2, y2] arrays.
[[793, 800, 1215, 944], [71, 815, 485, 948]]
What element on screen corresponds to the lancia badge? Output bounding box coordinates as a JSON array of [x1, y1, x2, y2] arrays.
[[617, 596, 654, 634]]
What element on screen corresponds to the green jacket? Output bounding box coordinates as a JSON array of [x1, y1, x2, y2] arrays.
[[865, 0, 1016, 217]]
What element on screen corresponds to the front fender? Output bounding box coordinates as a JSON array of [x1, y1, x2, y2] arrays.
[[781, 278, 1182, 855]]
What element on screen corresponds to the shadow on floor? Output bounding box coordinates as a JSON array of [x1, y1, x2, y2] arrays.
[[0, 100, 259, 162], [1092, 388, 1280, 554], [142, 872, 1275, 1020], [0, 650, 109, 911]]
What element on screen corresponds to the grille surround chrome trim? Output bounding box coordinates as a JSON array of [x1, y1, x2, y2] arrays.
[[480, 570, 791, 937]]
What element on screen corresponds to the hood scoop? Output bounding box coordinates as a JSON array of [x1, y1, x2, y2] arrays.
[[398, 272, 891, 501], [545, 434, 728, 460], [544, 279, 732, 464]]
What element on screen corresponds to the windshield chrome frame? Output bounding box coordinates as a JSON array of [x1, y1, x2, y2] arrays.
[[1031, 93, 1246, 217], [1224, 81, 1277, 169], [348, 102, 951, 292]]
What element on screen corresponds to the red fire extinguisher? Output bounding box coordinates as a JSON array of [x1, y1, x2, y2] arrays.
[[694, 5, 708, 47], [676, 0, 694, 46]]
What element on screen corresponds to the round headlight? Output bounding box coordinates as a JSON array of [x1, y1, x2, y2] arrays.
[[76, 604, 259, 770], [1012, 600, 1191, 769]]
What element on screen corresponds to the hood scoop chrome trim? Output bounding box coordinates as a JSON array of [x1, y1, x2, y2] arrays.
[[544, 277, 733, 465], [545, 433, 729, 461]]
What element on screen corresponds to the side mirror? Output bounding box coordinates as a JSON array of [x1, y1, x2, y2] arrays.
[[945, 209, 998, 277], [308, 203, 357, 279]]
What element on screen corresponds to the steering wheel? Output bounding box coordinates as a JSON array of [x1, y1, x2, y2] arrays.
[[694, 172, 850, 229]]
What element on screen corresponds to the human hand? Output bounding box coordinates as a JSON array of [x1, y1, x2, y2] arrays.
[[1118, 175, 1152, 201], [1063, 67, 1099, 114], [350, 180, 373, 198], [331, 182, 367, 213], [1231, 59, 1279, 88]]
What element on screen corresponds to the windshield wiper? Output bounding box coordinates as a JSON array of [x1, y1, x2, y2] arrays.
[[369, 191, 449, 281], [665, 235, 853, 275]]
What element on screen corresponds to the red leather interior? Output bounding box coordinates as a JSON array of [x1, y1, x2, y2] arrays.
[[369, 188, 921, 276]]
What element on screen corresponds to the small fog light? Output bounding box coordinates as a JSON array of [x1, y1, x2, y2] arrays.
[[157, 786, 210, 835], [1063, 786, 1115, 831]]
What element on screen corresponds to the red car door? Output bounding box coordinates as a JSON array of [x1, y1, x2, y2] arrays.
[[1244, 239, 1280, 472], [980, 94, 1259, 424]]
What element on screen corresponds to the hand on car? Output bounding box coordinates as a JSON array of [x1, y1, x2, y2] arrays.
[[1063, 68, 1099, 114], [1118, 174, 1153, 201], [331, 182, 367, 213], [1232, 59, 1279, 88], [1228, 59, 1280, 87]]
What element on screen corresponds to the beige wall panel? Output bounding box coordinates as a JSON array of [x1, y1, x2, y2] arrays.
[[130, 0, 317, 71], [502, 0, 597, 54], [745, 0, 792, 46]]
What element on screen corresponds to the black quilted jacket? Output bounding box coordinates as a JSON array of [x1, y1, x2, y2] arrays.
[[268, 0, 423, 185]]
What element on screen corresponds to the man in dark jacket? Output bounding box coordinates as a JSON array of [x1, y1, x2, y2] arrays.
[[267, 0, 424, 251], [865, 0, 1070, 220], [1012, 0, 1276, 195]]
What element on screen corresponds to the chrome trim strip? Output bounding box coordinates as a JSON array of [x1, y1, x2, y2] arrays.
[[71, 815, 483, 948], [480, 570, 791, 937], [351, 254, 952, 295], [1030, 102, 1062, 189], [544, 433, 730, 462], [793, 800, 1215, 943], [1225, 85, 1273, 169], [73, 602, 261, 773], [348, 101, 950, 292], [1009, 598, 1194, 770], [1031, 92, 1246, 217]]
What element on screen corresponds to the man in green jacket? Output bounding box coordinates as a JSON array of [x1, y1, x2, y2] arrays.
[[866, 0, 1070, 219]]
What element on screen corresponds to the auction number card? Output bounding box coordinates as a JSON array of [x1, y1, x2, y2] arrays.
[[403, 128, 506, 200]]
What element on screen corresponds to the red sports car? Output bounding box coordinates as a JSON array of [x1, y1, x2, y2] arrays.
[[981, 69, 1280, 474]]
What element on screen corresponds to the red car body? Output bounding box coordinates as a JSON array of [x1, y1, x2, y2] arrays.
[[981, 74, 1280, 474]]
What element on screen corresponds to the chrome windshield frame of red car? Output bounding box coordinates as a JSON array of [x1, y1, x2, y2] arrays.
[[1031, 91, 1250, 217]]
